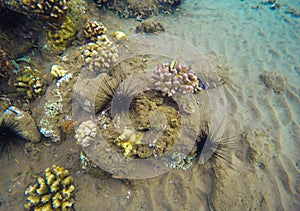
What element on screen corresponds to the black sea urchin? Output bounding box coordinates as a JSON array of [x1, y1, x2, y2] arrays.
[[197, 122, 235, 177], [0, 117, 26, 159]]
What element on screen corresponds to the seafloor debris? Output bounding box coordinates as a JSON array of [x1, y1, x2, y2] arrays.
[[0, 106, 40, 143], [260, 0, 282, 10], [75, 120, 97, 147], [14, 66, 46, 99], [81, 35, 118, 73], [285, 8, 300, 18], [61, 120, 74, 135], [136, 19, 165, 34], [47, 17, 76, 51], [38, 73, 73, 142], [260, 71, 286, 94], [113, 31, 127, 41], [150, 61, 201, 96], [24, 165, 75, 211]]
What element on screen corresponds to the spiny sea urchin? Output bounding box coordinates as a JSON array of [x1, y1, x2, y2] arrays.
[[0, 117, 26, 159], [196, 121, 235, 177]]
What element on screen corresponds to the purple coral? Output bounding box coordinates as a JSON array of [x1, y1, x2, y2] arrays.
[[150, 61, 199, 96]]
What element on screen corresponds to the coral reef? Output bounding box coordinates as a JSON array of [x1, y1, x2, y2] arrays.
[[136, 19, 165, 33], [66, 0, 88, 30], [150, 61, 200, 97], [14, 66, 46, 99], [94, 0, 183, 19], [24, 165, 75, 211], [47, 17, 76, 51], [95, 90, 181, 159], [0, 105, 40, 143], [51, 64, 68, 79], [75, 120, 97, 147], [38, 73, 73, 142], [114, 128, 143, 157], [2, 0, 68, 27], [82, 20, 107, 42], [81, 35, 118, 73]]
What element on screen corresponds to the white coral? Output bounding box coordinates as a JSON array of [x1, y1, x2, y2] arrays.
[[82, 35, 118, 73], [75, 120, 97, 147], [150, 62, 199, 96]]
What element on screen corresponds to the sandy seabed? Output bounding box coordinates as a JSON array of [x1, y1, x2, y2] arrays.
[[0, 0, 299, 210]]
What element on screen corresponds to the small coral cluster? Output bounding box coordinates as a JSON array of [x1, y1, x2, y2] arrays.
[[47, 17, 76, 51], [24, 165, 75, 211], [150, 61, 200, 96], [14, 66, 46, 99], [21, 0, 68, 24], [114, 128, 143, 157], [81, 35, 118, 73], [83, 20, 107, 41], [50, 64, 68, 79], [75, 120, 97, 147]]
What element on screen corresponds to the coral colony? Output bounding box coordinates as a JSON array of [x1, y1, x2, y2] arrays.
[[150, 61, 200, 97]]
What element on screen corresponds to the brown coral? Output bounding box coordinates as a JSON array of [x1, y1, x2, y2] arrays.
[[83, 20, 107, 41], [61, 120, 74, 134], [21, 0, 68, 25]]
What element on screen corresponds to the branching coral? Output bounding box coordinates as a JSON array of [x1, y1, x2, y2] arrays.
[[150, 61, 200, 96], [83, 20, 107, 41], [82, 35, 118, 73]]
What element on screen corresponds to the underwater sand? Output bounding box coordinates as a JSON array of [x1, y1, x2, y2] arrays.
[[0, 0, 299, 210]]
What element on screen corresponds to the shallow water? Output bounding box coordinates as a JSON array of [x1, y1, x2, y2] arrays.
[[163, 0, 300, 209], [0, 0, 299, 210]]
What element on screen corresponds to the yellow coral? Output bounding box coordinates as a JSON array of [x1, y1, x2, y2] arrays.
[[113, 31, 127, 40], [114, 129, 143, 157], [14, 66, 46, 99], [51, 64, 68, 78], [47, 17, 76, 51], [24, 165, 75, 211]]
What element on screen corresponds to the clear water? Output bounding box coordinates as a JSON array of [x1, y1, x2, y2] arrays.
[[0, 0, 299, 210]]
